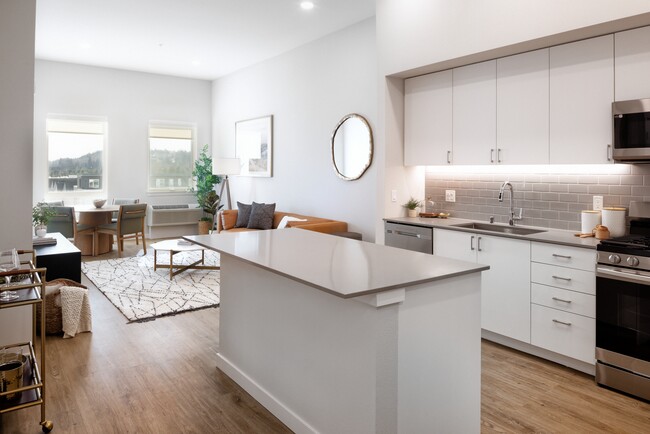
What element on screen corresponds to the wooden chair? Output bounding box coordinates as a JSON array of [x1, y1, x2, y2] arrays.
[[96, 203, 147, 257], [48, 207, 96, 250], [111, 198, 140, 223]]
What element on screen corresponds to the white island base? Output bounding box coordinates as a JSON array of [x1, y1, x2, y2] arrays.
[[216, 254, 482, 434]]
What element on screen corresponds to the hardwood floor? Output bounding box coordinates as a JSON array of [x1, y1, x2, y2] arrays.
[[2, 239, 649, 433]]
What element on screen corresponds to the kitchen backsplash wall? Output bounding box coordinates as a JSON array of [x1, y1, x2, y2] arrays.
[[425, 164, 650, 232]]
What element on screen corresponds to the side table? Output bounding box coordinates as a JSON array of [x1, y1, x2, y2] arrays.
[[34, 232, 82, 282]]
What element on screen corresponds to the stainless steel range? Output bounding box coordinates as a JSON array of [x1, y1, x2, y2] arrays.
[[596, 201, 650, 400]]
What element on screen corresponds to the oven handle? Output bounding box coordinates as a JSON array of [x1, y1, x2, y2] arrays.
[[596, 265, 650, 285]]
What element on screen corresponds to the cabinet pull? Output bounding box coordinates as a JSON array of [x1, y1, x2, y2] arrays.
[[490, 149, 495, 163], [552, 297, 572, 304], [552, 275, 572, 282], [447, 150, 452, 164], [552, 254, 572, 259], [470, 235, 475, 251], [607, 144, 613, 161], [497, 148, 502, 163], [477, 236, 482, 252], [552, 319, 572, 326]]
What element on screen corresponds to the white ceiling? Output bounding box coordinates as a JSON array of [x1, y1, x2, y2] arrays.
[[35, 0, 376, 81]]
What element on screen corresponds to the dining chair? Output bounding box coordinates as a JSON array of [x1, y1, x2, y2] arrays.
[[96, 203, 147, 257], [111, 198, 140, 223], [48, 206, 96, 252]]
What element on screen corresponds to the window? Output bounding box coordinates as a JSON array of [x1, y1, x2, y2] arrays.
[[148, 123, 195, 192], [47, 117, 107, 193]]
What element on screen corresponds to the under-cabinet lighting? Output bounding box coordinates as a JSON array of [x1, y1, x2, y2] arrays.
[[424, 164, 633, 176], [300, 1, 315, 10]]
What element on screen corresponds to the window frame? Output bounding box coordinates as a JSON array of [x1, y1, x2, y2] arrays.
[[147, 121, 197, 194], [45, 115, 108, 200]]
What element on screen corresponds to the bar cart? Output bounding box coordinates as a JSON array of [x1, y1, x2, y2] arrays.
[[0, 249, 53, 432]]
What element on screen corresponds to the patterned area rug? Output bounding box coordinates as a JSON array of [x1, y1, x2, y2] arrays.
[[81, 249, 220, 322]]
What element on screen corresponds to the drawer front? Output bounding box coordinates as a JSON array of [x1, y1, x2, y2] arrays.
[[531, 242, 596, 271], [531, 262, 595, 295], [531, 304, 595, 364], [531, 283, 595, 318]]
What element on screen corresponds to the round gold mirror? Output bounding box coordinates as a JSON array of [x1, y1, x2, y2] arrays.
[[331, 113, 373, 181]]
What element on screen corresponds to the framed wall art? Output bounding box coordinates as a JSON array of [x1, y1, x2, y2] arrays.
[[235, 115, 273, 177]]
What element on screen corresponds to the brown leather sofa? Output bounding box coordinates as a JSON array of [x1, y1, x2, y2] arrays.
[[216, 210, 347, 234]]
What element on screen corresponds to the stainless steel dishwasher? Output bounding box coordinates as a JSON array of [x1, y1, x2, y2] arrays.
[[385, 221, 433, 254]]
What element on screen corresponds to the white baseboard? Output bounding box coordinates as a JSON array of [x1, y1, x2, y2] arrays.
[[215, 353, 317, 434]]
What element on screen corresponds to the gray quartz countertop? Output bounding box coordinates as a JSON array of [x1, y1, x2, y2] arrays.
[[185, 229, 489, 299], [384, 216, 601, 249]]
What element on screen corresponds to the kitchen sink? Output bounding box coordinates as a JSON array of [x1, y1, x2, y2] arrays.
[[451, 222, 547, 236]]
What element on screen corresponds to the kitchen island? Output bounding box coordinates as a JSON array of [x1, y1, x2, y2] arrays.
[[185, 229, 488, 434]]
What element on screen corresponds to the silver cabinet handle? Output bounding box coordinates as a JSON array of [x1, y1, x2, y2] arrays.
[[395, 230, 421, 238], [447, 150, 452, 164], [552, 254, 572, 259], [552, 297, 572, 304], [477, 236, 482, 252], [470, 235, 475, 251], [607, 144, 613, 161], [497, 148, 502, 163], [552, 319, 572, 326], [552, 275, 572, 282], [490, 149, 495, 163]]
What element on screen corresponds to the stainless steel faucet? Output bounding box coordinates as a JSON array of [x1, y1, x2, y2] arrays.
[[498, 181, 522, 226]]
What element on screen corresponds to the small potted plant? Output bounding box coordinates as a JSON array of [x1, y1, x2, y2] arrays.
[[32, 202, 56, 237], [403, 197, 422, 218], [191, 145, 222, 234]]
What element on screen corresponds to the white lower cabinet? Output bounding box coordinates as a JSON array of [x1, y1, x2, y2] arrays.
[[434, 229, 530, 343], [530, 304, 595, 364]]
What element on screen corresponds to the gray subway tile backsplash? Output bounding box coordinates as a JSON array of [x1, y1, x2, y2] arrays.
[[424, 164, 650, 231]]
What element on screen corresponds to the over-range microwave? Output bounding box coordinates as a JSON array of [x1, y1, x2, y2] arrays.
[[612, 98, 650, 162]]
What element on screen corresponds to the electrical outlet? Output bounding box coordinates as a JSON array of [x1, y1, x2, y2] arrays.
[[445, 190, 456, 202], [593, 195, 603, 211], [391, 189, 397, 203]]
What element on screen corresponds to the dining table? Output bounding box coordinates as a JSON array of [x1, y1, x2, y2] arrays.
[[75, 204, 120, 256]]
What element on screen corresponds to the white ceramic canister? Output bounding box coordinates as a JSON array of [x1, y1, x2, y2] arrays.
[[581, 210, 601, 234], [601, 207, 627, 237]]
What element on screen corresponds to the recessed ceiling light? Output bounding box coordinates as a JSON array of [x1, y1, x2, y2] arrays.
[[300, 1, 314, 10], [79, 42, 91, 49], [191, 60, 201, 67]]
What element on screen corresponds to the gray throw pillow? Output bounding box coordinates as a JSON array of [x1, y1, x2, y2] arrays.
[[247, 202, 276, 230], [235, 202, 253, 228]]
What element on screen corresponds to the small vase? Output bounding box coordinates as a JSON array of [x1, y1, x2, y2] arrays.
[[198, 220, 212, 235], [35, 225, 47, 237], [407, 209, 418, 218]]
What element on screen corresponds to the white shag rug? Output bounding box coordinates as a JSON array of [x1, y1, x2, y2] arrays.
[[81, 249, 220, 322]]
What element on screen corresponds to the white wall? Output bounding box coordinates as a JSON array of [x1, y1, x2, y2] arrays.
[[378, 0, 650, 77], [212, 19, 377, 241], [33, 60, 212, 207], [0, 0, 36, 345]]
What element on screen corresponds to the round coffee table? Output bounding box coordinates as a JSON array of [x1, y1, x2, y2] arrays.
[[150, 239, 220, 279]]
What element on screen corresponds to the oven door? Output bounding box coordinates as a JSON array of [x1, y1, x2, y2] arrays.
[[596, 265, 650, 376]]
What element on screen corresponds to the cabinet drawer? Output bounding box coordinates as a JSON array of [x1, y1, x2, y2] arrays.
[[531, 262, 595, 295], [531, 243, 596, 271], [531, 283, 595, 318], [531, 304, 595, 364]]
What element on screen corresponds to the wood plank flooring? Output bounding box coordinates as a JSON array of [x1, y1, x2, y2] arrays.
[[1, 240, 649, 433]]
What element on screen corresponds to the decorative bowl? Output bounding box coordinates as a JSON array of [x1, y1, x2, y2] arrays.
[[93, 199, 106, 208]]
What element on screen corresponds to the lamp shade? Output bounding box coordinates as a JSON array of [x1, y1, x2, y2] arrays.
[[214, 158, 241, 176]]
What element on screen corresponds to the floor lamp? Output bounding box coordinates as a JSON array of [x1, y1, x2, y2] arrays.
[[214, 158, 241, 210]]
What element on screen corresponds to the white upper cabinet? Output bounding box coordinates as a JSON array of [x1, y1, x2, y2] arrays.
[[404, 70, 453, 165], [453, 60, 497, 165], [615, 26, 650, 101], [496, 49, 550, 164], [550, 35, 614, 164]]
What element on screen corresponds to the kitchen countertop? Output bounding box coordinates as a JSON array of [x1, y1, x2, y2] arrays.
[[185, 229, 489, 298], [384, 216, 601, 249]]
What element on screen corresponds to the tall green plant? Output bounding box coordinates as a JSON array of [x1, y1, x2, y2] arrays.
[[191, 145, 222, 221]]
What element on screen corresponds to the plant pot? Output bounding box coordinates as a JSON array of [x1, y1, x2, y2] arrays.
[[198, 220, 212, 235], [407, 209, 418, 218], [35, 225, 47, 237]]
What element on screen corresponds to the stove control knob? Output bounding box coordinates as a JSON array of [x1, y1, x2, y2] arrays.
[[608, 254, 621, 264], [627, 256, 640, 267]]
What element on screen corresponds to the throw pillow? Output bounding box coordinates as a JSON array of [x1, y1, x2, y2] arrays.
[[277, 216, 308, 229], [220, 210, 237, 231], [247, 202, 276, 230], [234, 202, 253, 228]]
